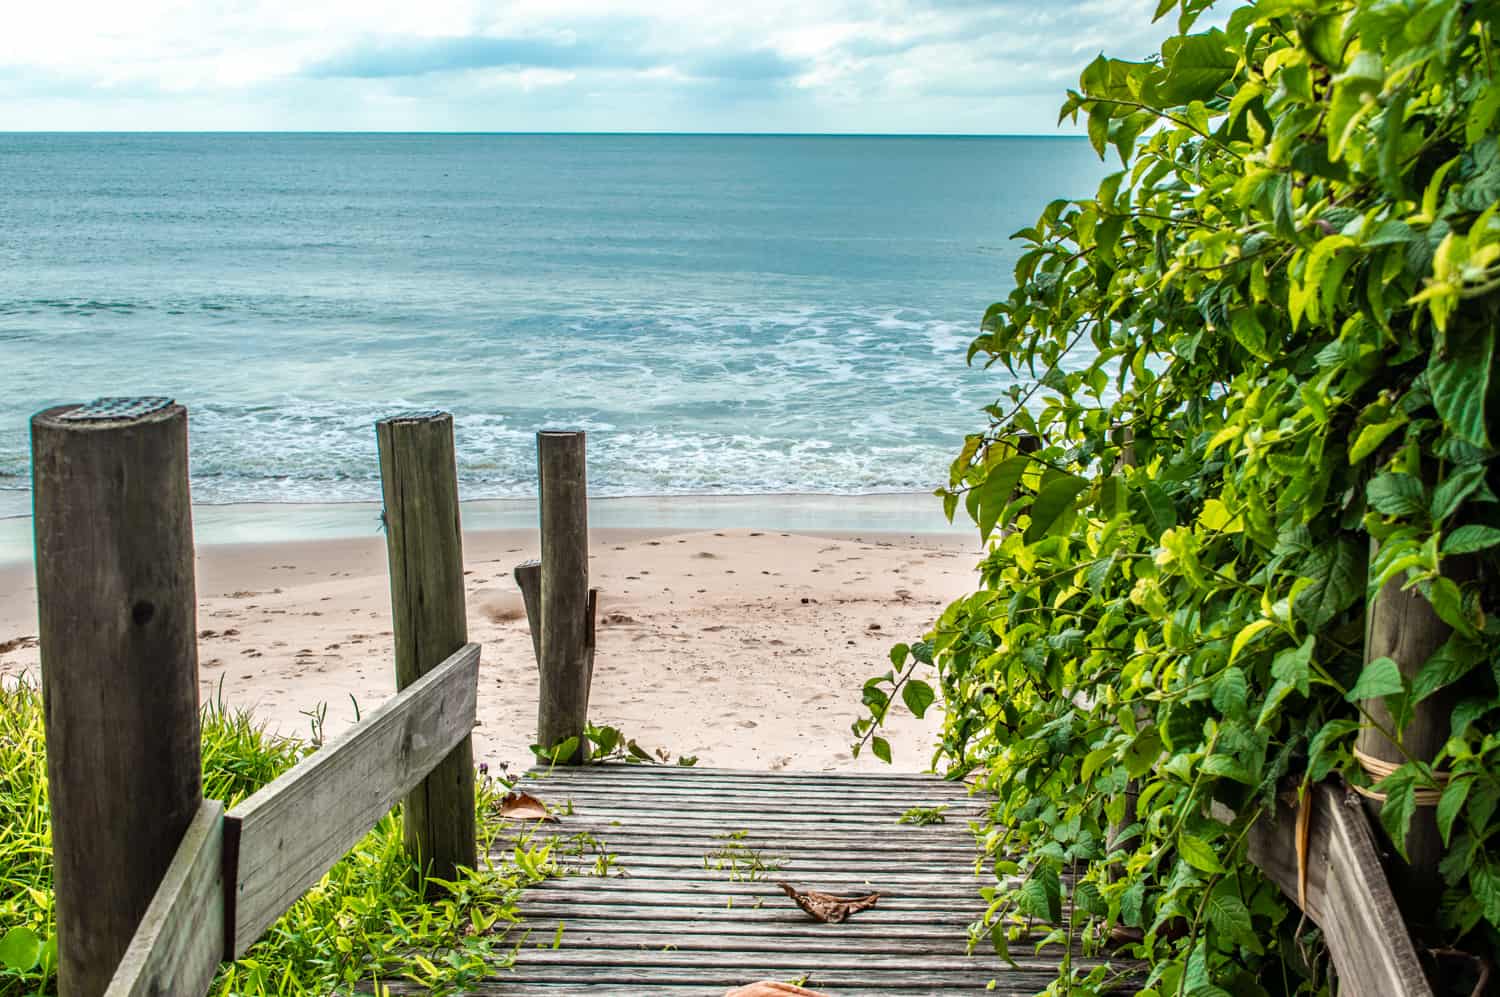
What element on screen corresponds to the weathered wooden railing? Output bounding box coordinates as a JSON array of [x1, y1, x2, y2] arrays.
[[30, 399, 483, 997]]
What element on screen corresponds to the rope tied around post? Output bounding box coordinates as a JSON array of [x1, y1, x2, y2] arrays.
[[1349, 746, 1450, 807]]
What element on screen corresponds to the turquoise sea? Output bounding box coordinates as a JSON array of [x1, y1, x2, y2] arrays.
[[0, 133, 1108, 538]]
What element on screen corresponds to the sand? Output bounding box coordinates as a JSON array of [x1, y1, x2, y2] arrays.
[[0, 527, 980, 774]]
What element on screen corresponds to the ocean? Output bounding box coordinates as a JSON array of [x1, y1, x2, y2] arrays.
[[0, 133, 1108, 524]]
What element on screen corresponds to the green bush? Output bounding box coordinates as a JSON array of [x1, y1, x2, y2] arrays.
[[0, 680, 550, 996], [858, 0, 1500, 992]]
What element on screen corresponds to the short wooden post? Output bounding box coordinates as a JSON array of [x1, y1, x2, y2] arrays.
[[535, 431, 594, 763], [31, 398, 203, 997], [376, 411, 478, 883], [1354, 543, 1454, 924]]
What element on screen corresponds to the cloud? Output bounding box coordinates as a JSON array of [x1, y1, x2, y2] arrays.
[[306, 34, 650, 79], [0, 0, 1184, 132]]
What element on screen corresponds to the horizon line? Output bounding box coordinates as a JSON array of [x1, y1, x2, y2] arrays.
[[0, 129, 1087, 139]]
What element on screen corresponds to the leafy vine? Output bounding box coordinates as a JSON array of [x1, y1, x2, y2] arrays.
[[861, 0, 1500, 992]]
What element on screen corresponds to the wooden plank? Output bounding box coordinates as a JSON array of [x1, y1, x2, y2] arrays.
[[501, 835, 980, 858], [417, 989, 1053, 997], [514, 903, 977, 925], [377, 411, 479, 884], [31, 400, 204, 997], [510, 924, 979, 946], [103, 801, 225, 997], [1246, 781, 1432, 997], [492, 807, 959, 827], [526, 765, 963, 783], [512, 949, 1042, 972], [223, 643, 480, 957], [515, 889, 982, 909], [461, 966, 1037, 987], [513, 786, 982, 806]]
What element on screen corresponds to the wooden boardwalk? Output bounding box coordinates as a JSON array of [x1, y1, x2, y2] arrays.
[[481, 764, 1079, 996]]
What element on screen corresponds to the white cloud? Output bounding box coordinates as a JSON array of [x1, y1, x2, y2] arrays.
[[0, 0, 1184, 131]]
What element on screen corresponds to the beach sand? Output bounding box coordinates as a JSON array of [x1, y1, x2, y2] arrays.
[[0, 527, 980, 774]]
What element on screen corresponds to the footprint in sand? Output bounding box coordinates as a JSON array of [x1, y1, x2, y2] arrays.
[[693, 551, 718, 559]]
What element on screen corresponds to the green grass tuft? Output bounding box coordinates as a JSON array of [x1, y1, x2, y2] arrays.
[[0, 678, 550, 996]]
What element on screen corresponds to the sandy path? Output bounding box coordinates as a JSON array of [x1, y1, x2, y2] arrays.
[[0, 528, 979, 773]]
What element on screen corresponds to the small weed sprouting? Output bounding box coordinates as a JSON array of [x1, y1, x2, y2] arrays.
[[703, 831, 785, 883], [897, 805, 949, 826]]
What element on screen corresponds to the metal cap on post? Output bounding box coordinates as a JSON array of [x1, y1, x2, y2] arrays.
[[535, 430, 594, 763], [375, 410, 478, 885], [31, 397, 203, 997]]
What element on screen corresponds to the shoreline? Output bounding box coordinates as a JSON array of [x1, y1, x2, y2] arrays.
[[0, 491, 964, 566]]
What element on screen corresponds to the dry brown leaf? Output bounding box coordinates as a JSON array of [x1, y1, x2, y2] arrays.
[[497, 790, 557, 822], [724, 983, 829, 997], [776, 881, 880, 923]]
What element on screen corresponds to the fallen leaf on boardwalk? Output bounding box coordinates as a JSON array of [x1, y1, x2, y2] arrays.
[[776, 882, 880, 923], [725, 983, 829, 997], [496, 790, 557, 822]]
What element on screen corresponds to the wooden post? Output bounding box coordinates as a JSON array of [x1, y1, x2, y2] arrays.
[[1354, 542, 1454, 924], [376, 411, 478, 883], [31, 398, 203, 997], [536, 431, 594, 763]]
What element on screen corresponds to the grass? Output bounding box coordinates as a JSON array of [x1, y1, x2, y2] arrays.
[[0, 679, 555, 996]]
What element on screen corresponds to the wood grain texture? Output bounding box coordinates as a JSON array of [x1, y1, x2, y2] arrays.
[[536, 431, 592, 762], [103, 801, 225, 997], [492, 764, 1136, 993], [1355, 540, 1455, 921], [31, 402, 203, 997], [1246, 781, 1432, 997], [513, 559, 543, 668], [377, 411, 479, 883], [223, 643, 480, 957]]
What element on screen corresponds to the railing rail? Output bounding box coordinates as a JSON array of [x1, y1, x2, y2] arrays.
[[104, 643, 481, 996]]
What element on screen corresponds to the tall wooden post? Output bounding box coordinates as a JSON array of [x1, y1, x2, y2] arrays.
[[376, 411, 478, 883], [1355, 545, 1453, 924], [31, 398, 203, 997], [535, 431, 593, 763]]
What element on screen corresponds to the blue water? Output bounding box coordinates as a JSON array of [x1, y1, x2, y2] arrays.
[[0, 133, 1108, 512]]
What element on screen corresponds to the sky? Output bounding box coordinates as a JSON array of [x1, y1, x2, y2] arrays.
[[0, 0, 1186, 133]]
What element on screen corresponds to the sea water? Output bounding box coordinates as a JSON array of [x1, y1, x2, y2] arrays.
[[0, 133, 1108, 521]]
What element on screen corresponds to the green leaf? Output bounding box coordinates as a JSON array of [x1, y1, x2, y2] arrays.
[[1271, 636, 1315, 696], [1156, 30, 1238, 103], [1429, 326, 1495, 449], [0, 926, 41, 973], [1137, 481, 1178, 538], [1366, 474, 1427, 517], [1374, 764, 1420, 860], [1292, 538, 1363, 629], [1205, 890, 1255, 947], [974, 455, 1030, 543], [1346, 657, 1404, 701], [1436, 775, 1473, 846], [1178, 833, 1226, 874], [1024, 475, 1089, 544], [1432, 465, 1489, 522], [889, 642, 911, 667], [872, 736, 892, 764], [1211, 667, 1248, 716], [1017, 865, 1063, 922], [1412, 638, 1481, 703], [901, 679, 936, 719], [1348, 417, 1406, 465], [1442, 525, 1500, 555]]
